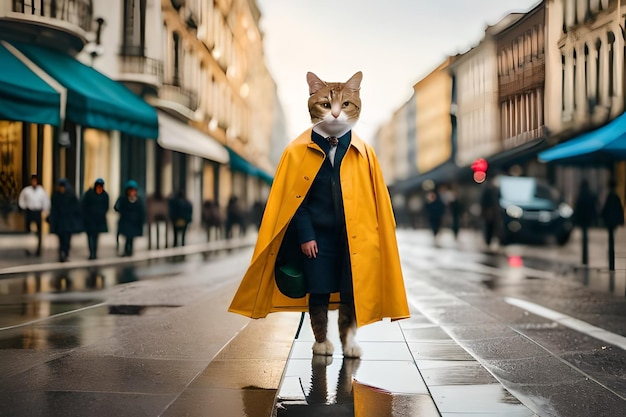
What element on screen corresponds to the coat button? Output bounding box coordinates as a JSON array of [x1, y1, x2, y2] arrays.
[[296, 195, 302, 198], [304, 176, 310, 180], [352, 235, 356, 239]]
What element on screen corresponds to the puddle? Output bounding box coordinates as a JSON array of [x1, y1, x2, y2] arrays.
[[277, 357, 358, 416], [0, 300, 101, 329], [353, 382, 439, 417], [107, 304, 180, 316]]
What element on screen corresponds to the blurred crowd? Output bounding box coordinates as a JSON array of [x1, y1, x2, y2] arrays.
[[17, 174, 265, 263]]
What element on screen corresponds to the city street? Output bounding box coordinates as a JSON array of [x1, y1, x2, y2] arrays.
[[0, 230, 624, 416]]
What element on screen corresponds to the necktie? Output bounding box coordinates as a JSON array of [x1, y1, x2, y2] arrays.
[[326, 137, 338, 167]]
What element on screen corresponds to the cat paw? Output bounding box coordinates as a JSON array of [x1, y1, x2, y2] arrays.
[[312, 339, 335, 356], [311, 355, 333, 367], [342, 341, 362, 358]]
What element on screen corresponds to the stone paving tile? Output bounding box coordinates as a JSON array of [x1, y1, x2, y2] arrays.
[[461, 334, 551, 361], [162, 386, 277, 417], [429, 384, 533, 415], [483, 355, 588, 385], [416, 360, 500, 386], [353, 381, 440, 417], [408, 342, 476, 361], [354, 360, 429, 395], [401, 325, 455, 342], [0, 354, 208, 394], [512, 379, 626, 417], [0, 390, 173, 417]]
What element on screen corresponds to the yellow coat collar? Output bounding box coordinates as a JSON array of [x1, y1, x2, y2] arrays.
[[296, 128, 367, 159]]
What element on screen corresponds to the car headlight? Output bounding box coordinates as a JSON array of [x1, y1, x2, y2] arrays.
[[559, 203, 574, 218], [506, 205, 524, 219]]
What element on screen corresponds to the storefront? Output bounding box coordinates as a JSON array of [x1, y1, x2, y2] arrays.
[[0, 41, 158, 233]]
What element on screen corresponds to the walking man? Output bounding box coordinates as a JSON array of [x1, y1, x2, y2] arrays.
[[168, 190, 192, 247], [114, 180, 146, 257], [81, 178, 109, 259], [18, 174, 50, 256], [49, 179, 82, 262]]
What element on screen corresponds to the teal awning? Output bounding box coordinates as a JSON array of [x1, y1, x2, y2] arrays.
[[539, 113, 626, 164], [0, 42, 62, 126], [12, 42, 158, 139], [226, 147, 273, 185]]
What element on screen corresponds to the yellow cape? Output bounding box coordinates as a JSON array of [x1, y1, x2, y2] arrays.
[[228, 129, 410, 327]]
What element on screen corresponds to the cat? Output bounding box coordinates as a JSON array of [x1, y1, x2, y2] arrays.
[[306, 71, 363, 359]]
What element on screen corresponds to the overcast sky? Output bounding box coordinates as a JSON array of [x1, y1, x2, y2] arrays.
[[256, 0, 539, 142]]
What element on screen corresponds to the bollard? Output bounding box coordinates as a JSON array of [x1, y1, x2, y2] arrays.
[[581, 226, 589, 265], [608, 227, 616, 271]]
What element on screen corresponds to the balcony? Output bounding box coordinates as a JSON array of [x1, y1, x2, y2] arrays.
[[118, 54, 164, 90], [148, 80, 199, 121], [0, 0, 93, 52]]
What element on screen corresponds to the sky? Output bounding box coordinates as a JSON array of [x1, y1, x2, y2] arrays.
[[256, 0, 539, 143]]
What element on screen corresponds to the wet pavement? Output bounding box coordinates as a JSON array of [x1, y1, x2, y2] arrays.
[[1, 228, 625, 416]]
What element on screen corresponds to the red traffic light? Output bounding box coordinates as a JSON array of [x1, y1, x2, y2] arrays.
[[471, 158, 488, 173]]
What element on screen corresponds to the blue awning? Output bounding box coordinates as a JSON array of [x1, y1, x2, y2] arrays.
[[12, 42, 158, 139], [226, 147, 273, 185], [539, 113, 626, 164], [0, 42, 63, 126]]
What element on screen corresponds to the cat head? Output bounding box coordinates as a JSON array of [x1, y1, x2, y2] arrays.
[[307, 71, 362, 137]]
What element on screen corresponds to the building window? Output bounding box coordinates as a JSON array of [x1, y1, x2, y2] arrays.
[[562, 54, 566, 111], [122, 0, 146, 56], [596, 38, 602, 105], [608, 31, 615, 97], [573, 49, 577, 111], [584, 44, 590, 101], [173, 32, 181, 86]]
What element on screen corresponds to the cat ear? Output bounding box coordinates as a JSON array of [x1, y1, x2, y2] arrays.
[[307, 72, 327, 95], [345, 71, 363, 91]]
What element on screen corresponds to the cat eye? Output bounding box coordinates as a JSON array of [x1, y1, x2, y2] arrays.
[[342, 101, 351, 108], [321, 102, 331, 109]]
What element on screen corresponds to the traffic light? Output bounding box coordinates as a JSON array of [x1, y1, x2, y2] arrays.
[[471, 158, 488, 184]]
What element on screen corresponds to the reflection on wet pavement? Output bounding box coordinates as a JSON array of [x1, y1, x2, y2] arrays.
[[277, 313, 440, 416]]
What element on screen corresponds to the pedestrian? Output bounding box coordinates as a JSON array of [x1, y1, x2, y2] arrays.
[[48, 178, 81, 262], [573, 179, 597, 265], [225, 196, 245, 239], [425, 187, 445, 243], [114, 180, 146, 257], [202, 200, 223, 241], [81, 178, 109, 259], [18, 174, 50, 256], [480, 177, 500, 246], [449, 196, 463, 240], [601, 179, 624, 271], [168, 190, 192, 247], [229, 71, 410, 359]]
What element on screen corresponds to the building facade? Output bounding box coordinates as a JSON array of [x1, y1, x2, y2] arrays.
[[0, 0, 159, 233], [93, 0, 284, 224], [496, 4, 546, 156], [415, 57, 456, 174], [0, 0, 285, 235], [450, 15, 520, 168]]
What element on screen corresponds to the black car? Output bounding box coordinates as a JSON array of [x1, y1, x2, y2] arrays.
[[496, 176, 573, 245]]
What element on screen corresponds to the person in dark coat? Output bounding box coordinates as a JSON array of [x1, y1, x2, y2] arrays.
[[480, 178, 500, 246], [424, 188, 445, 243], [49, 178, 81, 262], [226, 196, 245, 238], [573, 179, 597, 265], [81, 178, 109, 260], [114, 180, 146, 257], [601, 179, 624, 270], [168, 190, 193, 247]]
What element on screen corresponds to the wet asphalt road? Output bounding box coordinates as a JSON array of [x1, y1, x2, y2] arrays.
[[0, 230, 625, 416]]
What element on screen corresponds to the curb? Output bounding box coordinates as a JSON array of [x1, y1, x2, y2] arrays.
[[0, 236, 256, 277]]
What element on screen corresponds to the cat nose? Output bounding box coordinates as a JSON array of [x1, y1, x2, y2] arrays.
[[331, 109, 340, 118]]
